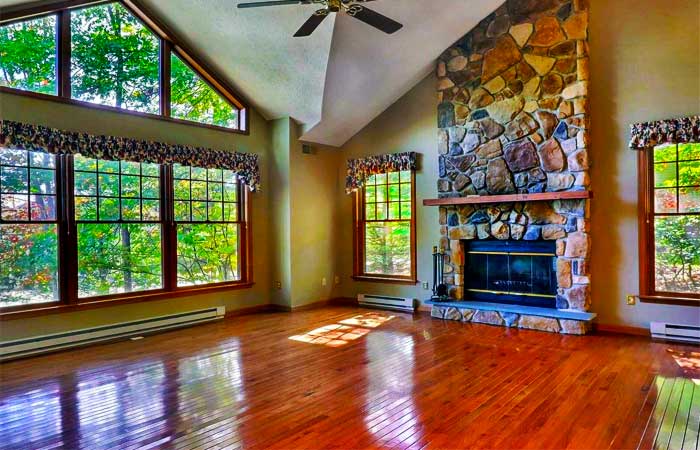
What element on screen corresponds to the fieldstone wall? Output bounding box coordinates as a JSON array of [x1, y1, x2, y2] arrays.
[[434, 0, 592, 318]]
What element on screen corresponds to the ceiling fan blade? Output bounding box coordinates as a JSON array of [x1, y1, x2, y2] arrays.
[[346, 5, 402, 34], [238, 0, 307, 9], [294, 9, 329, 37]]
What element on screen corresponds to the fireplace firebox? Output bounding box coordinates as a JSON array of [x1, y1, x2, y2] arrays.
[[464, 241, 557, 309]]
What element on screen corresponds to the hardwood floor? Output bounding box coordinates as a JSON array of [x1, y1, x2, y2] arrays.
[[1, 306, 698, 450]]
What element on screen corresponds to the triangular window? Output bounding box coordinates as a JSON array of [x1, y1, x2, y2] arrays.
[[171, 53, 239, 129]]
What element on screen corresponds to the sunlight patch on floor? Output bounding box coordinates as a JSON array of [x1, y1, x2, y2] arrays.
[[289, 313, 395, 347]]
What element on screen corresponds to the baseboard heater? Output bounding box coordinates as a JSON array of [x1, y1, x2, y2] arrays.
[[0, 307, 225, 362], [650, 321, 700, 344], [358, 294, 416, 313]]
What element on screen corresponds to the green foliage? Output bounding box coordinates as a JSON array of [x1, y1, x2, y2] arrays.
[[0, 16, 56, 94], [77, 223, 162, 297], [177, 224, 239, 285], [171, 54, 238, 128], [653, 143, 700, 294], [0, 224, 58, 306], [71, 3, 160, 113], [655, 216, 700, 293], [365, 222, 411, 276]]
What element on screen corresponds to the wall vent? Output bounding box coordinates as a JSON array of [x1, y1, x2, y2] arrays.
[[358, 294, 416, 313], [0, 307, 225, 361], [650, 321, 700, 344]]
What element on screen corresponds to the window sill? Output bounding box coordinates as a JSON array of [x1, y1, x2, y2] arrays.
[[351, 275, 418, 285], [638, 295, 700, 306], [0, 281, 255, 320], [0, 86, 249, 135]]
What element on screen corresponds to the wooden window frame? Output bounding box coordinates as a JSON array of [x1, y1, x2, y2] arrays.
[[0, 153, 253, 321], [0, 0, 250, 134], [637, 146, 700, 306], [352, 170, 417, 285]]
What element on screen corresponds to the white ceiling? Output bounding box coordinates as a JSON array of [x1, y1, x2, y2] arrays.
[[1, 0, 503, 146]]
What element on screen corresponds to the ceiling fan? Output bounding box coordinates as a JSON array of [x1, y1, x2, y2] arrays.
[[237, 0, 403, 37]]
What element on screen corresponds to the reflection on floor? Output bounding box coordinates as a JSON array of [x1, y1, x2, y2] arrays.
[[289, 312, 394, 347], [0, 306, 699, 449]]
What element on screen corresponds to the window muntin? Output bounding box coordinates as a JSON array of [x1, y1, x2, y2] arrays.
[[173, 164, 242, 286], [356, 170, 415, 279], [171, 53, 239, 129], [0, 15, 57, 95], [70, 2, 160, 114], [0, 148, 59, 308], [650, 143, 700, 295], [74, 155, 163, 297]]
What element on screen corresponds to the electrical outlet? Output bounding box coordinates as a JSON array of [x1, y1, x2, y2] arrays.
[[322, 277, 327, 287], [626, 294, 636, 305], [422, 282, 430, 290], [275, 281, 282, 290], [334, 276, 340, 285]]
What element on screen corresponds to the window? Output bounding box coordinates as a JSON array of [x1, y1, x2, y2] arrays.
[[71, 2, 160, 113], [0, 149, 251, 314], [0, 15, 57, 95], [354, 170, 416, 282], [74, 155, 163, 297], [0, 148, 59, 307], [0, 1, 247, 131], [640, 143, 700, 299], [173, 165, 243, 286], [171, 53, 239, 129]]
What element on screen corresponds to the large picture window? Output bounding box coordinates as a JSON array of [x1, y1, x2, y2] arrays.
[[173, 165, 243, 286], [0, 148, 251, 315], [639, 142, 700, 300], [0, 148, 59, 307], [74, 155, 163, 297], [0, 0, 248, 131], [354, 170, 416, 283]]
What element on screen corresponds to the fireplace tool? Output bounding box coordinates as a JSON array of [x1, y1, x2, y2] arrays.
[[431, 246, 449, 301]]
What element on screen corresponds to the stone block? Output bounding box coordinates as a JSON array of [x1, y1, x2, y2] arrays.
[[557, 258, 572, 289], [556, 239, 566, 256], [524, 202, 566, 225], [519, 315, 561, 333], [450, 239, 465, 266], [460, 308, 476, 322], [559, 319, 589, 335], [539, 138, 565, 172], [486, 158, 516, 194], [566, 284, 590, 310], [523, 225, 542, 240], [509, 23, 533, 47], [524, 54, 556, 76], [542, 225, 566, 240], [529, 17, 566, 47], [486, 96, 526, 124], [476, 139, 504, 159], [568, 149, 589, 171], [431, 306, 447, 319], [438, 129, 449, 155], [482, 35, 523, 82], [547, 173, 575, 191], [445, 307, 462, 321], [477, 223, 491, 239], [492, 221, 510, 240], [447, 55, 469, 72], [473, 310, 505, 326], [562, 81, 587, 99], [504, 139, 539, 172], [502, 313, 520, 327], [505, 113, 539, 140], [563, 11, 588, 40], [565, 232, 589, 258], [511, 224, 526, 240]]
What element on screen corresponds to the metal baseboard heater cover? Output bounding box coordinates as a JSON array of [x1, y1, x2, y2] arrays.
[[0, 307, 225, 362], [358, 294, 416, 313], [650, 321, 700, 344]]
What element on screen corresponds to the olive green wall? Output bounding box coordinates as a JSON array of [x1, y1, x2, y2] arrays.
[[0, 90, 274, 340], [588, 0, 700, 327], [332, 75, 440, 304], [288, 121, 342, 308], [333, 0, 700, 328]]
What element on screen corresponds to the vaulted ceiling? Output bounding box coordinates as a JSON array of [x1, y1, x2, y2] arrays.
[[1, 0, 504, 146]]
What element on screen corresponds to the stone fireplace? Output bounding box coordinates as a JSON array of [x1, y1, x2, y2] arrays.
[[428, 0, 594, 334]]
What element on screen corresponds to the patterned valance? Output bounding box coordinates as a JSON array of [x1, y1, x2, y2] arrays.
[[629, 116, 700, 150], [0, 119, 261, 191], [346, 151, 417, 194]]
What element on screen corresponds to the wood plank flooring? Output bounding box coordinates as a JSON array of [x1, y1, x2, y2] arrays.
[[1, 306, 699, 450]]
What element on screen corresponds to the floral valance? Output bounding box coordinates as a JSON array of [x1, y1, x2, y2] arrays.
[[629, 116, 700, 150], [0, 119, 261, 191], [346, 151, 417, 194]]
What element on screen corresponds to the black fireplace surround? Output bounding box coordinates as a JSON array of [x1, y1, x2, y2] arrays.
[[464, 240, 557, 308]]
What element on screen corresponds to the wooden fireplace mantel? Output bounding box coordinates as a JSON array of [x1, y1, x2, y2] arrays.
[[422, 191, 592, 206]]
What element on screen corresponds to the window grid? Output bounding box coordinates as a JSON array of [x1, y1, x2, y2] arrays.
[[74, 157, 160, 223], [363, 170, 412, 223], [0, 149, 57, 223], [173, 165, 241, 224], [653, 144, 700, 216]]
